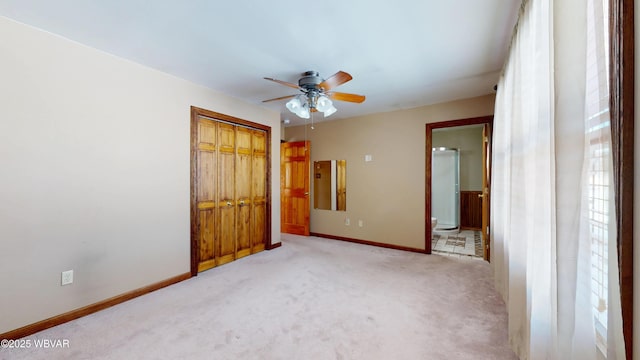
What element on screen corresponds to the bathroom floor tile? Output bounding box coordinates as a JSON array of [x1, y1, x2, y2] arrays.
[[432, 230, 482, 258]]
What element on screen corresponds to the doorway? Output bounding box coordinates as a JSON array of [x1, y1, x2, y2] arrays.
[[426, 116, 492, 261]]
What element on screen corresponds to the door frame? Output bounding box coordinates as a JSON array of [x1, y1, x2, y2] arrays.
[[190, 106, 272, 277], [425, 115, 493, 257]]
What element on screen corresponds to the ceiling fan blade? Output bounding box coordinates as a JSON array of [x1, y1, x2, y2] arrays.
[[318, 71, 352, 91], [328, 92, 366, 103], [263, 77, 300, 90], [262, 94, 297, 103]]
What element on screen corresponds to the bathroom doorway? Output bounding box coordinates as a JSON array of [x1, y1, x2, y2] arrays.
[[425, 116, 492, 261]]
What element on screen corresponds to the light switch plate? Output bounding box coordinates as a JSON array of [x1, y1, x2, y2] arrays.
[[61, 270, 73, 285]]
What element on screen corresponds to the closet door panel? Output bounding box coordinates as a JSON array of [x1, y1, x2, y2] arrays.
[[217, 123, 236, 266], [196, 117, 217, 272], [252, 203, 266, 252], [197, 208, 216, 271], [252, 130, 267, 252], [197, 152, 216, 201], [235, 127, 253, 258]]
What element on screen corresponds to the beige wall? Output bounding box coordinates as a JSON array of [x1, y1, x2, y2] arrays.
[[0, 16, 280, 333], [432, 126, 484, 191], [285, 95, 495, 250]]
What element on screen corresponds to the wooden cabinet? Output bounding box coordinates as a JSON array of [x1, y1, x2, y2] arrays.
[[460, 190, 482, 230]]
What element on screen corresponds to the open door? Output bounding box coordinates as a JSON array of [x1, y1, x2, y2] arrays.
[[481, 123, 491, 261], [281, 141, 310, 235]]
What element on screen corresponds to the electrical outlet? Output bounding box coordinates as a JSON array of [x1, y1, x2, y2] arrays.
[[345, 218, 350, 226], [61, 270, 73, 286], [358, 220, 364, 227]]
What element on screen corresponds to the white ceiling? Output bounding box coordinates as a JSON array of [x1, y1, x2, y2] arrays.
[[0, 0, 519, 127]]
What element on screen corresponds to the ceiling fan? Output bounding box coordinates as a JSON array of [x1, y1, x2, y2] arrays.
[[262, 70, 365, 119]]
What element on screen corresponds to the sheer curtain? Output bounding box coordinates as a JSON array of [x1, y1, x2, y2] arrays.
[[491, 0, 625, 358]]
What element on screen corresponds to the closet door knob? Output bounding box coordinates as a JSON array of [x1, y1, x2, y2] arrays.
[[226, 201, 232, 206]]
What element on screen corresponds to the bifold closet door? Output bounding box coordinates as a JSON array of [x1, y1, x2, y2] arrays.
[[235, 127, 253, 259], [195, 116, 267, 272], [251, 130, 267, 253], [217, 122, 236, 266], [196, 117, 217, 272]]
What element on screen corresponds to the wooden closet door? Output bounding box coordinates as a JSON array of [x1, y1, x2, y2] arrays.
[[251, 130, 267, 253], [235, 127, 253, 259], [196, 117, 217, 272], [191, 107, 273, 275], [217, 122, 236, 266]]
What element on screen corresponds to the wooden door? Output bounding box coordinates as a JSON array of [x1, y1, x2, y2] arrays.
[[281, 141, 310, 235], [481, 123, 491, 261], [195, 117, 217, 272], [251, 130, 267, 253], [235, 126, 253, 259], [217, 122, 236, 266]]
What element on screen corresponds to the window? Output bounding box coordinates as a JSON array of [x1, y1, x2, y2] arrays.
[[584, 0, 610, 354]]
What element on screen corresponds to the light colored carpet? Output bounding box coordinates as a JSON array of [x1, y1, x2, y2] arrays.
[[2, 234, 516, 359]]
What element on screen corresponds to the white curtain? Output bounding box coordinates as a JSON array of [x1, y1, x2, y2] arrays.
[[491, 0, 625, 358]]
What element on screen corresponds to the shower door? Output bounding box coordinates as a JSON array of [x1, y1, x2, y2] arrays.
[[431, 148, 460, 231]]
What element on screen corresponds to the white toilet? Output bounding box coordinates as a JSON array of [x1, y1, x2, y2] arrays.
[[431, 217, 437, 230]]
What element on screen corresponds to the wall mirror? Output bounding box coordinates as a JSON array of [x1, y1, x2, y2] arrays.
[[314, 160, 346, 211]]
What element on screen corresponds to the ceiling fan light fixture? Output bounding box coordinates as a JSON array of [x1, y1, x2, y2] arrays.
[[323, 104, 337, 117], [297, 103, 310, 119], [316, 95, 333, 112], [266, 71, 363, 119], [285, 97, 303, 113]]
